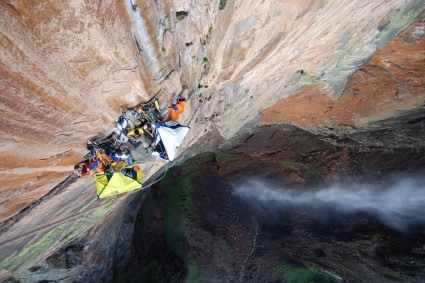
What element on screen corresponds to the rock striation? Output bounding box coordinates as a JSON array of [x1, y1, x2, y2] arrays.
[[0, 0, 424, 279], [262, 14, 425, 150]]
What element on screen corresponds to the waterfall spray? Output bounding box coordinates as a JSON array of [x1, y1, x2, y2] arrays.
[[232, 176, 425, 233]]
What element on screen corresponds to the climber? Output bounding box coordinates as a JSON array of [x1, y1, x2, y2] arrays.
[[97, 149, 114, 165], [115, 147, 134, 165], [127, 127, 144, 142], [128, 127, 150, 151], [143, 123, 156, 147], [168, 94, 186, 121], [116, 116, 128, 131], [80, 160, 91, 176]]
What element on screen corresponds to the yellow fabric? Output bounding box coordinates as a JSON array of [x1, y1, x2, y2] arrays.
[[121, 165, 145, 183], [128, 128, 143, 136], [136, 169, 144, 183], [94, 166, 144, 199], [97, 152, 113, 164], [94, 173, 109, 195], [111, 160, 125, 172]]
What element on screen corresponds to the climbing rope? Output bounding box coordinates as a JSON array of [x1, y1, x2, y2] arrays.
[[1, 84, 195, 248], [1, 24, 206, 250], [0, 168, 168, 247]]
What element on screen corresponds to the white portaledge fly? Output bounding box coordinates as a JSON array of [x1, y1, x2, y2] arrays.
[[152, 124, 190, 162]]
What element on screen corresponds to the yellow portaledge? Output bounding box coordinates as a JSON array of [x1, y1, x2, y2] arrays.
[[94, 166, 144, 199]]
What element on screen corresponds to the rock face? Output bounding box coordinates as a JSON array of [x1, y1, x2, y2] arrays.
[[84, 125, 425, 282], [262, 14, 425, 150], [0, 0, 141, 222], [125, 126, 424, 282], [0, 0, 424, 280]]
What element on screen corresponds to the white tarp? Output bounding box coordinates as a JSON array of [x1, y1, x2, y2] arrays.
[[157, 126, 189, 161]]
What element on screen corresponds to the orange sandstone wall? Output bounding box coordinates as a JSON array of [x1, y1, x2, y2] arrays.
[[262, 15, 425, 129], [0, 1, 146, 222]]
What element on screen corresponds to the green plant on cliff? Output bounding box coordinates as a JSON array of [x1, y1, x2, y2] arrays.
[[206, 27, 213, 39], [215, 153, 232, 163], [281, 160, 310, 171], [274, 265, 338, 283], [0, 201, 116, 272], [163, 171, 199, 281], [176, 11, 188, 20], [203, 57, 209, 63]]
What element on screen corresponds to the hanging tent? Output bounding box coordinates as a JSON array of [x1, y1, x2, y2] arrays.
[[153, 124, 189, 161], [94, 166, 144, 199]]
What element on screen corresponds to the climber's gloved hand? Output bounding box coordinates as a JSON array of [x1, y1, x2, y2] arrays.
[[178, 97, 186, 102]]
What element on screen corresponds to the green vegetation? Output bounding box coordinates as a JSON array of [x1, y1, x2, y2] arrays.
[[281, 160, 310, 171], [215, 153, 232, 163], [163, 171, 199, 282], [176, 11, 188, 21], [0, 200, 116, 272], [219, 0, 228, 8], [203, 57, 209, 63], [180, 153, 216, 168], [274, 265, 338, 283], [206, 27, 213, 39], [186, 263, 199, 283], [163, 171, 198, 254], [162, 46, 166, 53], [0, 223, 69, 271], [200, 39, 207, 45]]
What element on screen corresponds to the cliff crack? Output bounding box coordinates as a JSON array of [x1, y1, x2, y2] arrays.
[[239, 216, 259, 283], [359, 68, 376, 77]]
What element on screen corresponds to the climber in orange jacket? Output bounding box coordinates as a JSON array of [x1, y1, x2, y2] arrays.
[[168, 94, 186, 121]]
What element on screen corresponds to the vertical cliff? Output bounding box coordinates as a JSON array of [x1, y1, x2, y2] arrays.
[[262, 12, 425, 149], [0, 0, 424, 280], [1, 0, 137, 221], [1, 0, 423, 223]]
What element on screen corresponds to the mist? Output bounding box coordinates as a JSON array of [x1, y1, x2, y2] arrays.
[[232, 176, 425, 233]]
